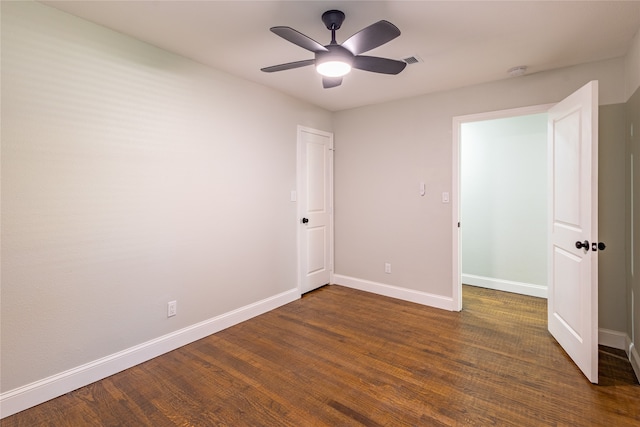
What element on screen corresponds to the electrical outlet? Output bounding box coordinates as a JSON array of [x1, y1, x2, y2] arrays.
[[167, 300, 177, 317], [385, 262, 391, 274]]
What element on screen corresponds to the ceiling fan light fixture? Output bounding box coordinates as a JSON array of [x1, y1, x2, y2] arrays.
[[315, 45, 354, 77], [316, 60, 352, 77]]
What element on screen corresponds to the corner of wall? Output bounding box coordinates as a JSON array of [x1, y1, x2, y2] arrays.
[[625, 28, 640, 100]]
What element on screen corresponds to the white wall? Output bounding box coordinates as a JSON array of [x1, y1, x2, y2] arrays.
[[0, 0, 332, 412], [461, 114, 548, 296]]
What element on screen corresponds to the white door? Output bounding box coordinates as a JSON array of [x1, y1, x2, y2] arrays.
[[298, 126, 333, 294], [547, 81, 599, 383]]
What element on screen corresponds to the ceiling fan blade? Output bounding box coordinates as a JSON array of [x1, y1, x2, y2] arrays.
[[261, 59, 315, 73], [322, 77, 342, 89], [270, 26, 329, 53], [353, 56, 407, 75], [342, 20, 401, 55]]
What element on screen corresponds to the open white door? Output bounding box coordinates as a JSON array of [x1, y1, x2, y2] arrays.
[[547, 81, 599, 383], [297, 126, 333, 294]]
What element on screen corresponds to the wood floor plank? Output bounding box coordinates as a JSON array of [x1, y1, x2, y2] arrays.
[[2, 285, 639, 426]]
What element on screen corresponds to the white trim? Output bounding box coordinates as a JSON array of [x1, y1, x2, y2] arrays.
[[453, 104, 556, 125], [0, 288, 300, 419], [452, 118, 462, 311], [598, 328, 627, 350], [452, 103, 555, 310], [462, 274, 547, 299], [628, 336, 640, 382], [333, 274, 455, 311]]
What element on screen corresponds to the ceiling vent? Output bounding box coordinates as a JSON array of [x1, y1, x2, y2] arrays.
[[508, 65, 528, 77], [403, 55, 423, 65]]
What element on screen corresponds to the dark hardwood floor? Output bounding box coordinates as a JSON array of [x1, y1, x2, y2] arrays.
[[2, 285, 639, 426]]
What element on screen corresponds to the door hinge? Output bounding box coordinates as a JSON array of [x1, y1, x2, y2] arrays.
[[458, 222, 461, 228]]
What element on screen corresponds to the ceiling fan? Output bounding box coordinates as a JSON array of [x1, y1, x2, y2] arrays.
[[261, 10, 407, 88]]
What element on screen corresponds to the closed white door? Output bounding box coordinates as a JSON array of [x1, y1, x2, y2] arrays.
[[298, 126, 333, 293], [547, 81, 599, 383]]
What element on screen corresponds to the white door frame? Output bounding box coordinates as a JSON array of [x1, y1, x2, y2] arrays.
[[452, 104, 555, 311], [296, 125, 334, 294]]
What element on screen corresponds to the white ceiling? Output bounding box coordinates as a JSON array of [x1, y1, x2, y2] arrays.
[[42, 1, 640, 112]]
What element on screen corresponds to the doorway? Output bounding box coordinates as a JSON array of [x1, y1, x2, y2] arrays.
[[453, 82, 600, 383], [460, 112, 548, 299], [452, 104, 554, 311]]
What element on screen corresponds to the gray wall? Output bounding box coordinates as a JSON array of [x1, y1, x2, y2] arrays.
[[626, 85, 640, 371], [1, 2, 332, 393], [599, 103, 628, 334]]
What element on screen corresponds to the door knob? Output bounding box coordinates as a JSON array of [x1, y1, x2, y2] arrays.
[[597, 242, 606, 251], [301, 218, 309, 224], [575, 240, 590, 250]]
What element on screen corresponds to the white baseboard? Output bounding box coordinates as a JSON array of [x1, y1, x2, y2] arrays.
[[598, 328, 627, 350], [0, 288, 300, 419], [332, 274, 455, 311], [628, 337, 640, 383], [462, 273, 547, 298]]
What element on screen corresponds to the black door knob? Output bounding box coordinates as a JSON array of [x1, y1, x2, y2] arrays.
[[575, 240, 590, 250], [301, 218, 309, 224], [598, 242, 606, 251]]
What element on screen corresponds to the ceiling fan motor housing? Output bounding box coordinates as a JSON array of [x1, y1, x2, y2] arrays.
[[322, 10, 346, 30], [316, 45, 354, 64]]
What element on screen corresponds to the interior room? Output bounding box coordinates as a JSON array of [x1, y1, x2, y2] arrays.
[[2, 1, 640, 423]]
